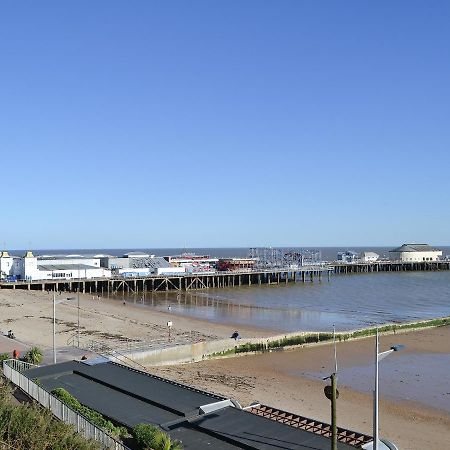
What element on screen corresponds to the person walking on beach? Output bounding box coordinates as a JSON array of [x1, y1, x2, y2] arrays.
[[231, 331, 240, 340]]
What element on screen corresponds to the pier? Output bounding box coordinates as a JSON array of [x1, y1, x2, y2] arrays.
[[0, 267, 331, 293], [333, 260, 450, 274], [0, 261, 449, 294]]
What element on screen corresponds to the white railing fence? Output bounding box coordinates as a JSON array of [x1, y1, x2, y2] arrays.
[[2, 360, 129, 450]]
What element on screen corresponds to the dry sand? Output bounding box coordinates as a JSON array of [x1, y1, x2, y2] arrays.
[[0, 289, 271, 352], [1, 289, 449, 449]]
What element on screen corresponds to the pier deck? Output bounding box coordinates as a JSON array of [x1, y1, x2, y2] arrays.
[[0, 261, 449, 294]]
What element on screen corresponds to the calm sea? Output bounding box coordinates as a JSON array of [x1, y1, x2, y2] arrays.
[[128, 270, 450, 332]]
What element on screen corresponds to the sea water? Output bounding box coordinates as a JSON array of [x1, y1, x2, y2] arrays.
[[125, 270, 450, 332]]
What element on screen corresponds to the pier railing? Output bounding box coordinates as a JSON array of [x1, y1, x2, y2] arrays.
[[2, 360, 129, 450]]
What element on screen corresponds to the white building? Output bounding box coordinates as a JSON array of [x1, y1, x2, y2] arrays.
[[0, 251, 16, 279], [155, 267, 186, 276], [360, 251, 379, 262], [14, 252, 111, 281], [389, 244, 442, 262]]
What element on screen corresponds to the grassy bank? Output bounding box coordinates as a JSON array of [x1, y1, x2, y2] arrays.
[[227, 316, 450, 355], [0, 377, 100, 450]]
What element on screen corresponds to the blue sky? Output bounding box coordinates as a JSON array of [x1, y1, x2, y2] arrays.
[[1, 1, 449, 249]]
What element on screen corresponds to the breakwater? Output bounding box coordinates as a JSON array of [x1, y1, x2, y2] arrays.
[[113, 316, 450, 367]]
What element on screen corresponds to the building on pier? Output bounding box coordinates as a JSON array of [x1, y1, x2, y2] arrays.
[[360, 251, 379, 262], [12, 251, 111, 281], [389, 244, 442, 262], [337, 251, 359, 263], [0, 250, 14, 280], [217, 258, 257, 271], [100, 252, 170, 274], [165, 253, 218, 273]]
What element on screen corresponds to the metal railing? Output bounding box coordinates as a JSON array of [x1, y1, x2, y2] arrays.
[[2, 360, 129, 450], [249, 404, 372, 447]]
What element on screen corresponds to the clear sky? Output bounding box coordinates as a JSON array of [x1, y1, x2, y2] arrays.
[[1, 1, 449, 249]]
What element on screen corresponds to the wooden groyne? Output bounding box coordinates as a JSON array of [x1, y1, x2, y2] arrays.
[[1, 261, 449, 293], [112, 316, 450, 366]]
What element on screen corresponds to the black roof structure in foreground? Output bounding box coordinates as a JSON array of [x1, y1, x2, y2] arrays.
[[25, 360, 357, 450]]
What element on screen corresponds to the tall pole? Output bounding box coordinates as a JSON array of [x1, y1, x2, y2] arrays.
[[331, 372, 337, 450], [333, 324, 338, 375], [77, 265, 80, 347], [77, 289, 80, 348], [373, 328, 379, 450], [53, 291, 56, 364]]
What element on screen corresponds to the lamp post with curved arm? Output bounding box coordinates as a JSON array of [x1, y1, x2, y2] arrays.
[[372, 329, 404, 450], [52, 292, 76, 364]]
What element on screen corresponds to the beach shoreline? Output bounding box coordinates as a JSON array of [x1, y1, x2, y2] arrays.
[[0, 289, 274, 353], [1, 289, 450, 449], [151, 326, 450, 450]]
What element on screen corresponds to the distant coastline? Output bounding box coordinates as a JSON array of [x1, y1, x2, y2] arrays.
[[6, 246, 450, 261]]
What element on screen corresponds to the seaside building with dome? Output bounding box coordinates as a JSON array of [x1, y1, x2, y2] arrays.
[[389, 244, 442, 262]]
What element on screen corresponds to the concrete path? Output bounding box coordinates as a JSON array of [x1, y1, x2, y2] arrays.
[[0, 334, 29, 357], [41, 346, 97, 365], [1, 333, 97, 365]]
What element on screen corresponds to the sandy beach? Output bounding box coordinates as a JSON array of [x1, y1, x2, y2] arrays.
[[1, 289, 450, 449], [0, 289, 272, 353]]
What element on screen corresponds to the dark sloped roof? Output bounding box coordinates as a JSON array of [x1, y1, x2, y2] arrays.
[[186, 406, 356, 450], [389, 244, 441, 253], [24, 361, 358, 450]]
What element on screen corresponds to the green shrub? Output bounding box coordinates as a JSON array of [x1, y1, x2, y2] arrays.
[[149, 429, 183, 450], [23, 347, 43, 365], [0, 378, 99, 450], [134, 423, 159, 448], [0, 353, 10, 364], [51, 388, 128, 438], [133, 423, 183, 450]]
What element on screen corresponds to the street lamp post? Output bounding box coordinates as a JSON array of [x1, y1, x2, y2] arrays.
[[77, 265, 81, 348], [323, 324, 339, 450], [53, 291, 56, 364], [373, 329, 404, 450], [52, 292, 76, 364]]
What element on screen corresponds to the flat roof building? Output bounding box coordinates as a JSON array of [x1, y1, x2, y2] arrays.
[[100, 253, 170, 274], [9, 252, 111, 281], [360, 252, 379, 262], [218, 258, 257, 271]]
